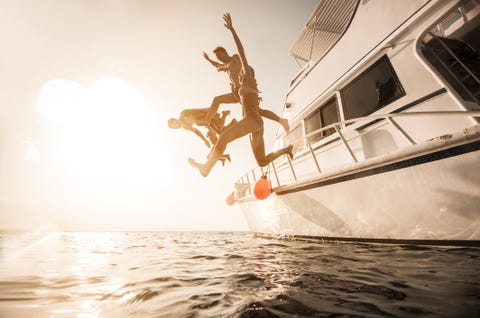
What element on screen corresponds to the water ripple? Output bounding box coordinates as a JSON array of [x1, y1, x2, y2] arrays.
[[1, 232, 479, 317], [126, 288, 160, 304]]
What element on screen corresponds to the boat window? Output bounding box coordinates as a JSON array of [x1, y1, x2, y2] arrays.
[[419, 0, 480, 105], [284, 124, 303, 152], [304, 98, 339, 144], [340, 55, 405, 120]]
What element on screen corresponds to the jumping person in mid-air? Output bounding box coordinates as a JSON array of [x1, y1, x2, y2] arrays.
[[189, 13, 293, 177], [168, 108, 233, 148], [203, 47, 289, 133], [168, 108, 233, 165]]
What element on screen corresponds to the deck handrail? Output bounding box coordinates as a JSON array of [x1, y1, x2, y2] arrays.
[[235, 110, 480, 199], [307, 110, 480, 139]]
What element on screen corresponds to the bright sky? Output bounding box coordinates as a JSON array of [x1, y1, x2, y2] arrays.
[[0, 0, 318, 232]]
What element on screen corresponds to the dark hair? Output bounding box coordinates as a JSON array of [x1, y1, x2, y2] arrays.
[[213, 46, 227, 55]]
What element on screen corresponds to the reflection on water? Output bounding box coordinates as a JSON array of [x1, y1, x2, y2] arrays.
[[0, 231, 479, 317]]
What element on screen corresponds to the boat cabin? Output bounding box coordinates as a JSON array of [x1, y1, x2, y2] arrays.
[[272, 0, 479, 182]]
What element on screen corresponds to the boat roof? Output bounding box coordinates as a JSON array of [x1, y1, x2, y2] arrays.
[[289, 0, 359, 62]]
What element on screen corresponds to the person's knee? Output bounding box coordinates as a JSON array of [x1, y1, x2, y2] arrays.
[[255, 157, 270, 167], [215, 136, 228, 150], [212, 94, 227, 105], [212, 93, 235, 106], [213, 95, 222, 103]]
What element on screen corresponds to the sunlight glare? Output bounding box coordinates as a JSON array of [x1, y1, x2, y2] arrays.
[[35, 76, 171, 192]]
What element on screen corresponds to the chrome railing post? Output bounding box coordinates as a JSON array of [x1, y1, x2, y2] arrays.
[[287, 154, 297, 182], [245, 174, 252, 195], [271, 162, 280, 187], [334, 124, 358, 162], [234, 110, 480, 199], [387, 117, 416, 145], [308, 142, 321, 173]]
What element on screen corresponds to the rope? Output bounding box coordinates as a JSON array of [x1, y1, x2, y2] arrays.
[[262, 164, 272, 185]]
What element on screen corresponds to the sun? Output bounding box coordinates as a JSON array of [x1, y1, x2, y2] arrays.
[[35, 76, 171, 192]]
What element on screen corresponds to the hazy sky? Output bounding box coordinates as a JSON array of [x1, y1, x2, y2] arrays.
[[0, 0, 318, 232]]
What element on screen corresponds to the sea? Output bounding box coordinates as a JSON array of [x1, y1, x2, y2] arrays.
[[0, 231, 478, 318]]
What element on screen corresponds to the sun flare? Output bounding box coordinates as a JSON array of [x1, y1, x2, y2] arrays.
[[35, 76, 171, 192]]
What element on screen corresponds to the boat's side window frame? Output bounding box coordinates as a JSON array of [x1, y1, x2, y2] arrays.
[[416, 0, 480, 107], [339, 55, 406, 120], [304, 97, 340, 145]]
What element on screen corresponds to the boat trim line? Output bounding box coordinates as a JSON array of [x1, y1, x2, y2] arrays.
[[254, 233, 480, 247], [275, 139, 480, 195]]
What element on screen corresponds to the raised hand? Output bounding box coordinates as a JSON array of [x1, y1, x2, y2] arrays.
[[223, 13, 233, 30]]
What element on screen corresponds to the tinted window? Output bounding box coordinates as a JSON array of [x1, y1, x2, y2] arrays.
[[304, 98, 339, 144], [321, 99, 339, 136], [341, 55, 405, 120], [420, 0, 480, 105], [304, 111, 321, 144]]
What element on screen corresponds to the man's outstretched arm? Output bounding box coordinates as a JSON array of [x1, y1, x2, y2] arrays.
[[203, 52, 226, 71]]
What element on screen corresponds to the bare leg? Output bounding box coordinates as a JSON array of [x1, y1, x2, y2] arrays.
[[189, 115, 262, 177], [205, 130, 230, 165], [250, 129, 293, 167], [210, 110, 233, 136], [210, 117, 239, 142], [223, 118, 237, 131], [279, 118, 290, 134], [206, 129, 218, 145], [218, 153, 231, 166], [220, 110, 230, 125], [207, 93, 238, 118], [259, 108, 289, 133], [206, 113, 234, 166], [209, 111, 226, 133], [207, 93, 237, 136]]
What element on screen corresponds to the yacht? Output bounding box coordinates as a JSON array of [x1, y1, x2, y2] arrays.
[[234, 0, 480, 244]]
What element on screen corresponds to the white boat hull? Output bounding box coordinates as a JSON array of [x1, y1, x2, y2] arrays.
[[239, 141, 480, 242], [236, 0, 480, 244]]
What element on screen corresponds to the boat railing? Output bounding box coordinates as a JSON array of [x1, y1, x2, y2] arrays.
[[422, 32, 480, 104], [235, 110, 480, 199]]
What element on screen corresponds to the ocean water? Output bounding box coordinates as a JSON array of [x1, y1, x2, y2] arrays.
[[0, 231, 479, 318]]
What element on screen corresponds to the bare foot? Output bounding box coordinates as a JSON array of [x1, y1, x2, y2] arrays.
[[188, 158, 208, 177], [287, 144, 294, 160], [188, 157, 200, 168], [219, 153, 231, 166]]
